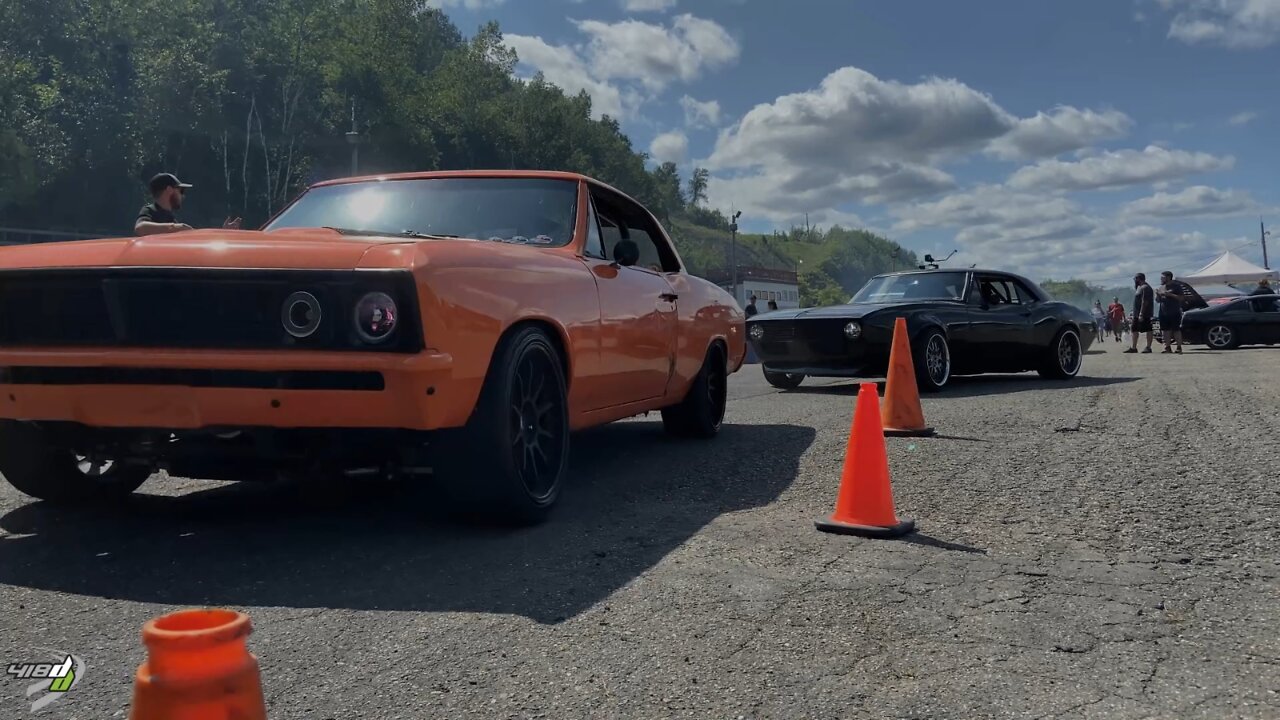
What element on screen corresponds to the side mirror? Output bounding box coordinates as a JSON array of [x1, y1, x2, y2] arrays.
[[612, 239, 640, 267]]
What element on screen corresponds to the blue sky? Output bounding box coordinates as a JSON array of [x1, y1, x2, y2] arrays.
[[434, 0, 1279, 283]]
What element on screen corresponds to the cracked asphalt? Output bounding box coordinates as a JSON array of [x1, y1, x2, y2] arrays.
[[1, 345, 1277, 719]]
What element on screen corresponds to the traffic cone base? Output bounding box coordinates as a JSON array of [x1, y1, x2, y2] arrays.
[[884, 425, 934, 437], [816, 516, 915, 538]]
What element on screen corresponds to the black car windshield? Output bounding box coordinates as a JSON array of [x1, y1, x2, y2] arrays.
[[850, 272, 968, 303], [264, 177, 579, 246]]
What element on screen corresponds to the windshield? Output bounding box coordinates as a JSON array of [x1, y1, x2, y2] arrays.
[[850, 272, 968, 303], [264, 177, 579, 246]]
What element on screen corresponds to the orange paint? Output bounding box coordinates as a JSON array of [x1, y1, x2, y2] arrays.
[[0, 172, 745, 432]]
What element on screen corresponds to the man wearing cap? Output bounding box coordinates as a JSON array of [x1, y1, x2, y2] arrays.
[[134, 173, 240, 236], [1124, 272, 1155, 354]]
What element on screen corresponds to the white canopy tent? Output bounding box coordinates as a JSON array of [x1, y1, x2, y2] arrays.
[[1183, 251, 1278, 286]]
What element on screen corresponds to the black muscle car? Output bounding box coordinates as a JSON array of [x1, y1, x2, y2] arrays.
[[1179, 293, 1280, 349], [746, 269, 1096, 391]]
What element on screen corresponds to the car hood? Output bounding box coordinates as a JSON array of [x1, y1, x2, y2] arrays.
[[0, 228, 424, 270], [751, 301, 962, 321]]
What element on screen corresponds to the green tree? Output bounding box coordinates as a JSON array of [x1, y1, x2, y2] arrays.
[[686, 167, 709, 207]]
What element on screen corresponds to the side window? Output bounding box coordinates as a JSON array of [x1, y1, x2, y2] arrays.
[[583, 197, 606, 259], [589, 188, 681, 273], [1011, 280, 1038, 304]]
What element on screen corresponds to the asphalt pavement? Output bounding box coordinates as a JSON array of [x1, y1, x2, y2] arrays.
[[1, 342, 1277, 719]]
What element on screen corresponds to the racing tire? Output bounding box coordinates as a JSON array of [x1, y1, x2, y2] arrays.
[[913, 328, 951, 393], [441, 325, 570, 525], [1205, 324, 1239, 350], [1038, 327, 1083, 380], [762, 369, 805, 390], [662, 345, 728, 439], [0, 421, 150, 503]]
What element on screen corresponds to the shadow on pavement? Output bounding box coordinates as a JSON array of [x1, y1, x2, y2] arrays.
[[787, 375, 1140, 398], [901, 534, 987, 554], [0, 422, 814, 624]]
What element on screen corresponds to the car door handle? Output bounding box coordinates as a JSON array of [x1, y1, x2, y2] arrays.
[[659, 292, 678, 302]]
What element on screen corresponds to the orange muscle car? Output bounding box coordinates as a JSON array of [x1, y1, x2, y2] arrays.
[[0, 171, 746, 523]]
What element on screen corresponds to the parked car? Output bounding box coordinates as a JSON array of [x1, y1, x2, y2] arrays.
[[0, 170, 746, 523], [746, 269, 1094, 391], [1180, 294, 1280, 349]]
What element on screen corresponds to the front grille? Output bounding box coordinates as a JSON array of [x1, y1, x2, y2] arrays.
[[0, 268, 422, 352], [1, 366, 385, 391]]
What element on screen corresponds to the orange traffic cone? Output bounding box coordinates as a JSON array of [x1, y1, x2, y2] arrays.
[[882, 317, 935, 437], [129, 609, 267, 720], [815, 382, 916, 538]]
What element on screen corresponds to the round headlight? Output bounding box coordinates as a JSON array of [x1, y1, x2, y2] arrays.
[[354, 292, 398, 344], [748, 324, 765, 341], [282, 291, 322, 338], [843, 321, 862, 340]]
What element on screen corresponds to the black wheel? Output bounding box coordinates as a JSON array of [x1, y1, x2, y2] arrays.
[[913, 328, 951, 392], [442, 326, 569, 525], [663, 345, 728, 438], [1038, 327, 1083, 379], [1205, 324, 1238, 349], [0, 421, 150, 503], [763, 369, 805, 389]]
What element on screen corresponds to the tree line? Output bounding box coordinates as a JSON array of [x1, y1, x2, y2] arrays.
[[0, 0, 721, 235]]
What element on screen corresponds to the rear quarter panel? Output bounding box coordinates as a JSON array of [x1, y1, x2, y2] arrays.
[[663, 274, 745, 402]]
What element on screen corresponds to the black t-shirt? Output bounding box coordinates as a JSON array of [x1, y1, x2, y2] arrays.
[[1134, 284, 1155, 318], [1159, 281, 1191, 315], [745, 303, 758, 317], [136, 202, 175, 226]]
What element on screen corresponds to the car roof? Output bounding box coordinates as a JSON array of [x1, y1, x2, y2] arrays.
[[307, 170, 641, 207]]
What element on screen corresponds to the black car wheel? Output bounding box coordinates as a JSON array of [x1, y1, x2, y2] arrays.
[[763, 369, 805, 390], [662, 345, 728, 438], [0, 421, 151, 503], [442, 325, 569, 525], [1205, 324, 1238, 349], [1038, 328, 1083, 379], [913, 329, 950, 392]]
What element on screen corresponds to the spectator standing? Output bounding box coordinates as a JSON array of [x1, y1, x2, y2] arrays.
[[1091, 300, 1108, 345], [135, 173, 241, 236], [767, 299, 779, 312], [1107, 297, 1126, 342], [744, 295, 759, 318], [1157, 270, 1189, 354], [1249, 278, 1273, 296], [1124, 273, 1155, 354]]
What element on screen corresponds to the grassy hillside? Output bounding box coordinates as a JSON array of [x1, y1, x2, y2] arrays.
[[665, 216, 920, 307]]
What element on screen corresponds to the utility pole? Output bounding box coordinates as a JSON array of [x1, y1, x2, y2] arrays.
[[1262, 219, 1271, 269], [345, 99, 361, 176], [730, 210, 742, 304]]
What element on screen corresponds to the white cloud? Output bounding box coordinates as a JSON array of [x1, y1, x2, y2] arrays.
[[1007, 145, 1234, 192], [708, 67, 1016, 173], [504, 34, 629, 118], [987, 107, 1133, 160], [1228, 110, 1260, 125], [680, 95, 722, 128], [649, 130, 689, 163], [622, 0, 677, 11], [503, 14, 737, 121], [1122, 185, 1262, 217], [1154, 0, 1280, 48], [575, 14, 740, 91]]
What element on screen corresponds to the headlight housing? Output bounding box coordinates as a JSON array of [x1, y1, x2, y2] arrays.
[[843, 321, 862, 340], [748, 324, 765, 341], [354, 291, 398, 344]]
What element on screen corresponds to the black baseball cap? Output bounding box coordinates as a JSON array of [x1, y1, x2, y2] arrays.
[[149, 173, 192, 195]]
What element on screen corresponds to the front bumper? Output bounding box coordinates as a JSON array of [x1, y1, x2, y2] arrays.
[[0, 348, 456, 431]]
